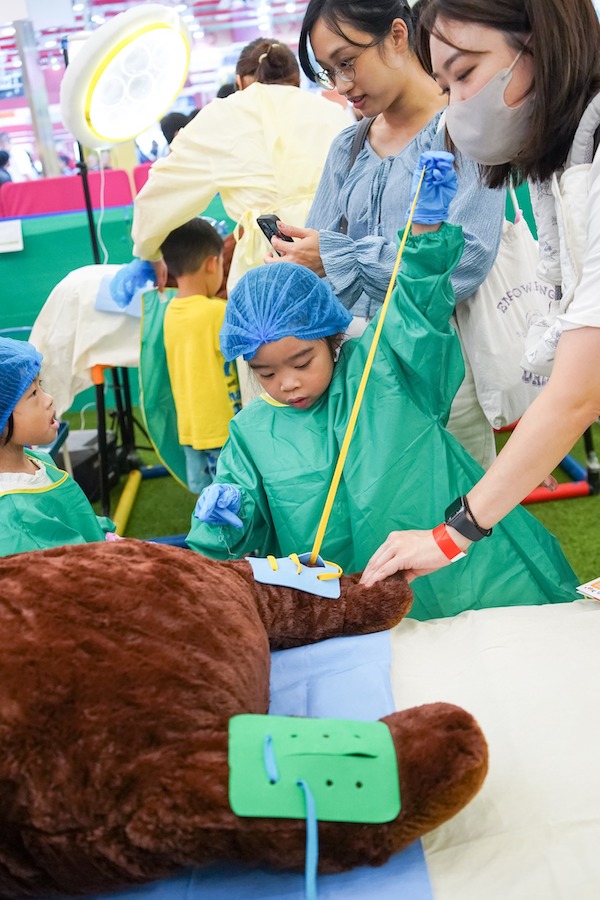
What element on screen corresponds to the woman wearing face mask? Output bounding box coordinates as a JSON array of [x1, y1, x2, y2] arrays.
[[265, 0, 506, 469], [361, 0, 600, 587]]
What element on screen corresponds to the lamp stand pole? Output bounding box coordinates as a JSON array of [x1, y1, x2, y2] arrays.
[[61, 37, 101, 264]]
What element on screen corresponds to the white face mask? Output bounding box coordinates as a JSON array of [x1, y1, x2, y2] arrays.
[[445, 45, 533, 166]]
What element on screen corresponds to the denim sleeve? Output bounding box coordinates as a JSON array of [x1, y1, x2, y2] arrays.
[[307, 118, 505, 316], [446, 148, 505, 303]]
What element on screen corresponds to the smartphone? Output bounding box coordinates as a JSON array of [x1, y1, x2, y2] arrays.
[[256, 214, 294, 255]]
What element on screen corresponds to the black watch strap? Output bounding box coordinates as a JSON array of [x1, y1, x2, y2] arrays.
[[444, 496, 493, 542]]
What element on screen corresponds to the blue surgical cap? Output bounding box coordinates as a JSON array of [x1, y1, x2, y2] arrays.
[[110, 259, 155, 309], [220, 263, 353, 361], [0, 338, 43, 433]]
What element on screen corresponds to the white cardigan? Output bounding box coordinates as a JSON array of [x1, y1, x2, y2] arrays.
[[525, 100, 600, 373]]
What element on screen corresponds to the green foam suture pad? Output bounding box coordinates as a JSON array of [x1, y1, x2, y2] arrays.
[[228, 714, 401, 823]]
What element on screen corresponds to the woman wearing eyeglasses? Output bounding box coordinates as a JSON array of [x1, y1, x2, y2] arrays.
[[265, 0, 505, 468]]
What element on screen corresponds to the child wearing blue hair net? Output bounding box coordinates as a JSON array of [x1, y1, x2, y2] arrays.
[[187, 152, 577, 621], [0, 338, 116, 556]]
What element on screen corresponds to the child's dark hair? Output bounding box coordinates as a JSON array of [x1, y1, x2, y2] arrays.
[[160, 218, 224, 279], [323, 332, 345, 359], [159, 111, 189, 146], [236, 38, 300, 86], [2, 414, 13, 445]]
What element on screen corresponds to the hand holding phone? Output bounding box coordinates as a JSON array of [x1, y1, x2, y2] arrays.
[[256, 215, 294, 256]]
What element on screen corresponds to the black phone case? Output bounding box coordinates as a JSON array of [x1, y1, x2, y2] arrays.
[[256, 215, 294, 246]]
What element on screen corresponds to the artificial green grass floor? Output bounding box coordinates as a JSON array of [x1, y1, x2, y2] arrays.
[[68, 409, 600, 585], [495, 423, 600, 582]]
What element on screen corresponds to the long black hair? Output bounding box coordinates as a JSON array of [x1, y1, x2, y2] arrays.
[[298, 0, 417, 83], [417, 0, 600, 186]]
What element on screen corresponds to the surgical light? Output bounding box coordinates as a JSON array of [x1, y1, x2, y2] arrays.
[[60, 4, 191, 149]]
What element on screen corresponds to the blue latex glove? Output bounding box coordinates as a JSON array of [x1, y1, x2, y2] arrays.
[[110, 259, 155, 308], [193, 483, 243, 528], [406, 150, 458, 225]]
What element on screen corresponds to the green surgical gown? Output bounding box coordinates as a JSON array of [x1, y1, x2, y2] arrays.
[[0, 449, 114, 557], [138, 288, 188, 488], [187, 224, 578, 620]]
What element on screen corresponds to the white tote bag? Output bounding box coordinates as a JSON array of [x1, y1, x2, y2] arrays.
[[522, 93, 600, 375], [454, 187, 552, 429]]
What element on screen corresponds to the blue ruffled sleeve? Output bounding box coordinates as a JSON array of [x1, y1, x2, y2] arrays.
[[307, 115, 504, 317]]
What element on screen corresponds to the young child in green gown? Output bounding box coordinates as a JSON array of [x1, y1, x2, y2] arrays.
[[0, 337, 115, 556], [187, 152, 577, 620]]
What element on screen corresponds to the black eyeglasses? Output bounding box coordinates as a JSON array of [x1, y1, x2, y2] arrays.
[[313, 37, 383, 91]]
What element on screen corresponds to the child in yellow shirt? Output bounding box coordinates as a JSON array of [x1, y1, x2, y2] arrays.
[[160, 218, 241, 493]]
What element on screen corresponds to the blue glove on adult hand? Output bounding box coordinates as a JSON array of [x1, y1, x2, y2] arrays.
[[193, 483, 243, 528], [110, 259, 155, 308], [406, 150, 458, 225]]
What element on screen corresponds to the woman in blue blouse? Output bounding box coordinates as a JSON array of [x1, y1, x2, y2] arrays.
[[266, 0, 505, 468]]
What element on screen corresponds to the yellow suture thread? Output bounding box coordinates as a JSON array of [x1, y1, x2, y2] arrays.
[[316, 561, 343, 581], [288, 553, 303, 574], [309, 167, 427, 566]]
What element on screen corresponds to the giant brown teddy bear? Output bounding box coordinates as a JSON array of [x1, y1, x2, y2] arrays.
[[0, 540, 488, 897]]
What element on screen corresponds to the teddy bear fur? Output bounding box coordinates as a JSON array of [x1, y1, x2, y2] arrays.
[[0, 540, 488, 897]]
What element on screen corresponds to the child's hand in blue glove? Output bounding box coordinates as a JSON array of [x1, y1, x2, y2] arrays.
[[406, 150, 458, 225], [193, 484, 243, 528]]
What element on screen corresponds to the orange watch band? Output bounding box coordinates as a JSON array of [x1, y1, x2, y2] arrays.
[[432, 523, 467, 562]]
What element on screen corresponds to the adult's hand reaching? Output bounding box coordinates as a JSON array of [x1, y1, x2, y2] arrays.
[[266, 223, 325, 276], [360, 529, 460, 587]]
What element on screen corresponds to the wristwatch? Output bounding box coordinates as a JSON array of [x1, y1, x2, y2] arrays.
[[444, 496, 492, 542]]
